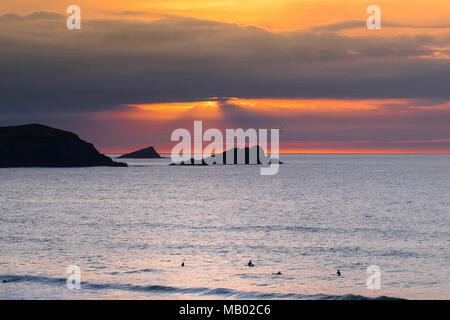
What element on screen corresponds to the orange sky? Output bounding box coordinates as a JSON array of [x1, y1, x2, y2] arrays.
[[2, 0, 450, 33]]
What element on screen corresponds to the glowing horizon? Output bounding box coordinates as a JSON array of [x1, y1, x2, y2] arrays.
[[93, 97, 450, 154]]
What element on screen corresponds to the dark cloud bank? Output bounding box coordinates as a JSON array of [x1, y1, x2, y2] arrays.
[[0, 12, 449, 114]]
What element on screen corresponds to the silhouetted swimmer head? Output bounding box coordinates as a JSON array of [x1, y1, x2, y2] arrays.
[[336, 270, 341, 276], [248, 260, 254, 267], [2, 280, 6, 283], [181, 262, 185, 267]]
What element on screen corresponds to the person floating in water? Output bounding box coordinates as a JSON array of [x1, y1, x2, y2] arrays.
[[273, 271, 282, 275], [336, 270, 341, 276], [181, 262, 185, 267], [248, 260, 254, 267]]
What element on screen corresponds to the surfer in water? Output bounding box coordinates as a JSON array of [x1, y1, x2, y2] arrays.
[[336, 270, 341, 276], [248, 260, 254, 267], [181, 262, 185, 267]]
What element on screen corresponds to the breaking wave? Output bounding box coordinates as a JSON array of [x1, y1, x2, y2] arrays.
[[0, 274, 404, 300]]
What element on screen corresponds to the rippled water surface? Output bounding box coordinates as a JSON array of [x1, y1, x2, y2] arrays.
[[0, 154, 449, 299]]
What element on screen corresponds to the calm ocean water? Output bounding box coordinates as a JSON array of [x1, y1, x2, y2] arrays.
[[0, 154, 448, 300]]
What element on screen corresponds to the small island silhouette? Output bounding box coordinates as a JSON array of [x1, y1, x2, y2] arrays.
[[117, 146, 161, 159], [170, 145, 282, 166], [0, 124, 127, 167]]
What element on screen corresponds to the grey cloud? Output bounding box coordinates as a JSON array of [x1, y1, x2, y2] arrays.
[[25, 11, 65, 20], [0, 11, 65, 21], [105, 10, 176, 19], [310, 21, 366, 32], [310, 20, 450, 32], [112, 11, 149, 16]]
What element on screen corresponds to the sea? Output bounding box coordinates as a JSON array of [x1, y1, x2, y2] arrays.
[[0, 154, 448, 300]]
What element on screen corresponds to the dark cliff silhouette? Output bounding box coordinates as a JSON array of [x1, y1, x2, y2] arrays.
[[0, 124, 127, 167], [170, 145, 282, 165], [117, 146, 161, 159]]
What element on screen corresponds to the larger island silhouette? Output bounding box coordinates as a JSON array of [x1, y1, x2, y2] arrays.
[[0, 124, 127, 167]]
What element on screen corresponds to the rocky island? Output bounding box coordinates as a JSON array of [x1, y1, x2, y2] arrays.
[[170, 145, 282, 165], [0, 124, 127, 167], [117, 146, 161, 159]]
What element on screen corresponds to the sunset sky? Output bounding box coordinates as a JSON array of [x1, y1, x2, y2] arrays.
[[1, 1, 449, 153]]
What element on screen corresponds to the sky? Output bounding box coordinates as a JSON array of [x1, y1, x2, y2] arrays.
[[0, 1, 449, 153]]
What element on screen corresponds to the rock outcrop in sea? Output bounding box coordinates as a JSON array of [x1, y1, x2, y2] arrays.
[[117, 146, 161, 159], [0, 124, 127, 167], [170, 145, 282, 165]]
